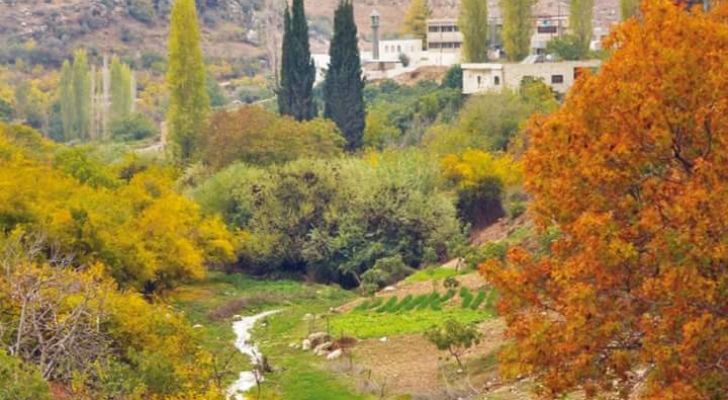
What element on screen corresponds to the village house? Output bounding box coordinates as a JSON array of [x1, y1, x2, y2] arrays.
[[461, 59, 601, 95]]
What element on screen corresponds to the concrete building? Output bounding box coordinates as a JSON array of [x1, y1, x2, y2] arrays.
[[426, 19, 463, 65], [531, 14, 569, 54], [461, 60, 601, 95], [378, 39, 423, 64]]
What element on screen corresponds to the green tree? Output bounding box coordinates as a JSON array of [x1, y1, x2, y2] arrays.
[[569, 0, 594, 55], [278, 0, 317, 121], [620, 0, 640, 19], [166, 0, 210, 165], [0, 351, 51, 400], [59, 60, 76, 141], [459, 0, 489, 62], [402, 0, 431, 46], [72, 49, 91, 140], [110, 56, 133, 123], [546, 34, 587, 60], [501, 0, 536, 61], [323, 0, 365, 151], [424, 318, 481, 369]]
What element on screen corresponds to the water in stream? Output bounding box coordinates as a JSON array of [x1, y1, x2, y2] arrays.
[[227, 310, 281, 400]]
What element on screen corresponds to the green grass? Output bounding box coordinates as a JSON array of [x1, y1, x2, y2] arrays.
[[172, 272, 367, 400], [331, 307, 492, 338], [404, 266, 458, 283]]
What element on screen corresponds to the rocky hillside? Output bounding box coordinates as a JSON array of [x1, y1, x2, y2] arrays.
[[0, 0, 619, 70]]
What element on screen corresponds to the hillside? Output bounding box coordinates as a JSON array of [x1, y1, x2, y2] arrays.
[[0, 0, 620, 69]]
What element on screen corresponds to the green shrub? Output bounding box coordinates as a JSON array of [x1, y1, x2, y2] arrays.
[[368, 297, 384, 309], [194, 156, 460, 287], [110, 113, 158, 142], [460, 287, 474, 308], [441, 288, 456, 302], [405, 294, 428, 311], [0, 351, 51, 400], [354, 300, 371, 311], [376, 296, 399, 313], [470, 290, 487, 310], [391, 294, 414, 313]]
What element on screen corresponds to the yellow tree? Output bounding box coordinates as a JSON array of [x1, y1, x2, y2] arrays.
[[482, 1, 728, 398], [402, 0, 431, 46]]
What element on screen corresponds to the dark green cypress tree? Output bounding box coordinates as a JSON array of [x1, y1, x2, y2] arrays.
[[278, 0, 317, 121], [323, 0, 365, 151]]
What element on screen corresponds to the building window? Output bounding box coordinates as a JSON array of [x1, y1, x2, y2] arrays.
[[537, 26, 558, 34], [428, 26, 439, 32], [397, 45, 401, 52], [494, 76, 500, 85], [551, 74, 564, 84], [455, 42, 461, 48], [477, 76, 482, 87], [430, 43, 440, 49]]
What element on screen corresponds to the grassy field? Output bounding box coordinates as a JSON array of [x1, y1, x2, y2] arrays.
[[172, 272, 369, 400]]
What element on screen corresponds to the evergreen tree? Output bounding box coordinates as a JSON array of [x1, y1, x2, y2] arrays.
[[323, 0, 365, 151], [459, 0, 489, 62], [402, 0, 430, 47], [59, 60, 76, 141], [570, 0, 594, 55], [110, 56, 133, 123], [501, 0, 536, 61], [72, 49, 91, 140], [278, 0, 317, 121], [166, 0, 210, 165]]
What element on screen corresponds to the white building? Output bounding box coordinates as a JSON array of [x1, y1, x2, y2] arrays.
[[426, 19, 463, 65], [461, 60, 601, 95]]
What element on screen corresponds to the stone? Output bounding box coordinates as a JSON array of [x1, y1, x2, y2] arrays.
[[326, 349, 343, 360], [193, 324, 203, 329], [313, 341, 332, 356], [307, 332, 331, 347], [301, 339, 312, 351], [382, 286, 396, 292], [379, 336, 388, 342]]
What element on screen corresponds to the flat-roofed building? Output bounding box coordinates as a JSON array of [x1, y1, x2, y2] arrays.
[[462, 60, 601, 94], [426, 19, 463, 65]]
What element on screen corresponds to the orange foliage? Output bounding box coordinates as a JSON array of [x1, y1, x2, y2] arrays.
[[481, 1, 728, 398]]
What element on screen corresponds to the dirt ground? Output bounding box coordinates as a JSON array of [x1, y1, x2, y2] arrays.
[[331, 318, 535, 400]]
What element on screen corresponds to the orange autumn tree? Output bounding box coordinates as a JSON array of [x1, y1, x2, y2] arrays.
[[481, 1, 728, 399]]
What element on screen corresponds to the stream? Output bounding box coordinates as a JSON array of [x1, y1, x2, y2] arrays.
[[227, 310, 281, 400]]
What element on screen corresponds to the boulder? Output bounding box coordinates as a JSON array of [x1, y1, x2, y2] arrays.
[[301, 339, 312, 351], [308, 332, 331, 347], [313, 341, 332, 356], [326, 349, 343, 360]]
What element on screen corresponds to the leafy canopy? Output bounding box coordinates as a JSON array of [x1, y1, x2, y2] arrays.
[[482, 2, 728, 398]]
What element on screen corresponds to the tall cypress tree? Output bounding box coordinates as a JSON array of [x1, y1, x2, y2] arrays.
[[166, 0, 210, 165], [501, 0, 536, 61], [278, 0, 317, 121], [72, 49, 91, 140], [110, 56, 133, 123], [59, 60, 76, 141], [323, 0, 364, 151]]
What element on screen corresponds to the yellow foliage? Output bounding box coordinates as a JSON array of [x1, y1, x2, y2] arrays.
[[0, 123, 236, 292], [441, 150, 522, 190]]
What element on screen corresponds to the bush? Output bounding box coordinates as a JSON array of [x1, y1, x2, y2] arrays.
[[460, 287, 474, 308], [0, 351, 51, 400], [192, 155, 460, 287], [470, 290, 487, 310], [202, 106, 344, 170], [110, 113, 158, 141], [376, 296, 398, 313]]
